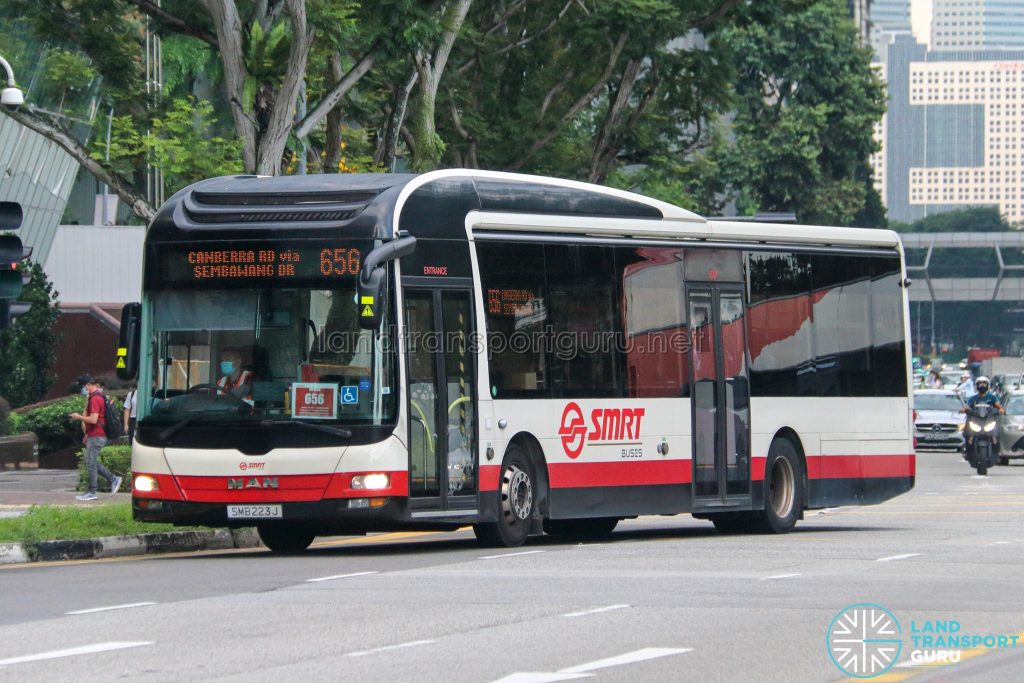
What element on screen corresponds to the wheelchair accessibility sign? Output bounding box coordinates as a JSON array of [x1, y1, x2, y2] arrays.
[[340, 385, 359, 405]]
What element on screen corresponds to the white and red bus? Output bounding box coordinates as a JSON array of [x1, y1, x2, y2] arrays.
[[118, 170, 914, 552]]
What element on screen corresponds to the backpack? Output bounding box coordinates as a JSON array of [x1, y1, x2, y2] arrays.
[[91, 391, 123, 440]]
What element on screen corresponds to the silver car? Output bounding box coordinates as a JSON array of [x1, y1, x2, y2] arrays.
[[914, 390, 966, 451], [998, 392, 1024, 463]]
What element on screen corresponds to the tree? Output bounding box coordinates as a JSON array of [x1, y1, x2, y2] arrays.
[[710, 0, 886, 225], [893, 207, 1011, 233], [0, 263, 61, 408]]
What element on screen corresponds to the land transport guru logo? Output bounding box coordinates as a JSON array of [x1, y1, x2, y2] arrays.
[[557, 401, 645, 458], [827, 603, 903, 677]]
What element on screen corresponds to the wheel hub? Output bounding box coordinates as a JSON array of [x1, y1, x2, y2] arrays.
[[769, 457, 795, 518], [501, 464, 533, 522]]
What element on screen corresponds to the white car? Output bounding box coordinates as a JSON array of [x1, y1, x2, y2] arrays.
[[914, 389, 966, 451]]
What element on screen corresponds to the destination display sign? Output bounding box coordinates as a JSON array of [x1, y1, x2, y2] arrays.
[[154, 242, 366, 287]]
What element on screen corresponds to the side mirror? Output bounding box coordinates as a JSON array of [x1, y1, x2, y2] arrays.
[[357, 235, 417, 330], [116, 302, 141, 380]]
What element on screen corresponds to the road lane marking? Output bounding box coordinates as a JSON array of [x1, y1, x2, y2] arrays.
[[876, 553, 921, 562], [65, 602, 156, 615], [312, 531, 451, 548], [306, 571, 378, 583], [0, 641, 153, 667], [491, 648, 693, 683], [479, 550, 546, 560], [563, 604, 629, 618], [346, 640, 435, 657], [987, 541, 1010, 546], [760, 573, 800, 581], [559, 647, 694, 673], [491, 674, 591, 683]]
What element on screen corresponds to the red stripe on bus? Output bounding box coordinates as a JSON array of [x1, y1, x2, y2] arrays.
[[809, 454, 915, 479], [548, 460, 691, 488], [173, 471, 409, 503]]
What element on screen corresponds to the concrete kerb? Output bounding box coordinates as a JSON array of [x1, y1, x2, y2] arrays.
[[0, 528, 261, 564]]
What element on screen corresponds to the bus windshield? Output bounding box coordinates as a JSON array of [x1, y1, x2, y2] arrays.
[[143, 286, 395, 425]]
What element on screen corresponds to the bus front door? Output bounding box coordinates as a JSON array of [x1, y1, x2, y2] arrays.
[[688, 286, 751, 509], [403, 288, 478, 513]]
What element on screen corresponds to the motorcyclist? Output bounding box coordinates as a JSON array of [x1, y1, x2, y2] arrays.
[[960, 376, 1003, 462]]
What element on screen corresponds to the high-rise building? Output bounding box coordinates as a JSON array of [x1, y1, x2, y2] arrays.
[[873, 32, 1024, 224], [931, 0, 1024, 50]]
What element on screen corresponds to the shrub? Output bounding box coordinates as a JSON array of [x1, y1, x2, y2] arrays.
[[7, 412, 22, 435], [77, 444, 132, 492], [0, 397, 10, 437], [19, 396, 87, 453]]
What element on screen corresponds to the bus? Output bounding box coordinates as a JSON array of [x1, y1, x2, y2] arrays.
[[117, 170, 914, 552]]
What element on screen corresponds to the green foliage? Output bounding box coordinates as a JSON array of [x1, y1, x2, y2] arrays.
[[712, 0, 886, 225], [91, 114, 144, 177], [38, 48, 98, 114], [894, 207, 1011, 233], [7, 411, 22, 435], [145, 97, 244, 192], [76, 444, 131, 492], [0, 263, 61, 408], [18, 396, 86, 454], [0, 502, 200, 545]]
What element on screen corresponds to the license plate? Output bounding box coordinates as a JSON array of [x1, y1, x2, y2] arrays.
[[227, 504, 282, 519], [921, 434, 943, 440]]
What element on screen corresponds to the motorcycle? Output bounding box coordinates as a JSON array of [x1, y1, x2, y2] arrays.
[[965, 403, 1000, 475]]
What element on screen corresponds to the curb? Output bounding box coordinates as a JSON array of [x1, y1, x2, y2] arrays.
[[0, 528, 261, 564]]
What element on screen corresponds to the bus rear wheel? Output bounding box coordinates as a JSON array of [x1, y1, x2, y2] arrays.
[[473, 446, 535, 547], [544, 517, 618, 539], [257, 523, 315, 554], [756, 438, 803, 534]]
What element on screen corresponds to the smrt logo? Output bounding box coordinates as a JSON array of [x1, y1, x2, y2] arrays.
[[239, 461, 265, 471], [558, 402, 645, 459]]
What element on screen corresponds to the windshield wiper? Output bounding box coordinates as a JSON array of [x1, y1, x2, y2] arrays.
[[260, 419, 352, 438]]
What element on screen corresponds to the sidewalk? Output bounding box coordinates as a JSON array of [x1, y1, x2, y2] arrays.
[[0, 468, 103, 514], [0, 469, 259, 563]]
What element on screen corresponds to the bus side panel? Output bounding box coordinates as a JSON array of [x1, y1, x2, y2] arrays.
[[750, 396, 913, 509], [488, 398, 693, 520]]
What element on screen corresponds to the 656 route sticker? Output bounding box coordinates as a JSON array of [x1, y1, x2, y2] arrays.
[[291, 383, 338, 420]]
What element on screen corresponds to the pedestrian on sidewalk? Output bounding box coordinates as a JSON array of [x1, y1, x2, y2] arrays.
[[69, 374, 122, 501], [124, 382, 138, 443]]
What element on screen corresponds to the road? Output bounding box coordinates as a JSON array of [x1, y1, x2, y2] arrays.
[[2, 452, 1024, 682]]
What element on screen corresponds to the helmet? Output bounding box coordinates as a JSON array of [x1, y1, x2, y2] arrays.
[[976, 375, 990, 391]]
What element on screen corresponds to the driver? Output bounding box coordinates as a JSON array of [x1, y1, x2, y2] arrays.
[[961, 376, 1003, 414], [217, 347, 253, 399]]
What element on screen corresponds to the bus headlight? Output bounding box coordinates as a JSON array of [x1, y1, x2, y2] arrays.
[[351, 473, 389, 490], [134, 475, 159, 492]]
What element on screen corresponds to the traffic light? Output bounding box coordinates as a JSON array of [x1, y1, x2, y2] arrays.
[[0, 200, 31, 330]]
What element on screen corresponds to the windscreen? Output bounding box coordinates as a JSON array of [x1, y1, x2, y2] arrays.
[[144, 287, 394, 425], [914, 393, 962, 412]]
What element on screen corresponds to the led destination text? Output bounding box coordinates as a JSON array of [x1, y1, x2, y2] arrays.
[[174, 246, 362, 282]]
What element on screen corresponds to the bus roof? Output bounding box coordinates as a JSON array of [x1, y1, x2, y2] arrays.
[[146, 170, 900, 251]]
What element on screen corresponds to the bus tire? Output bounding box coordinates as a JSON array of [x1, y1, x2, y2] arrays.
[[544, 517, 618, 539], [257, 523, 315, 554], [473, 445, 535, 547], [756, 437, 803, 534]]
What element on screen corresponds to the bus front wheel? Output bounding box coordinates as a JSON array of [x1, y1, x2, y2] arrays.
[[257, 523, 315, 554], [474, 445, 535, 547], [756, 438, 803, 534]]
